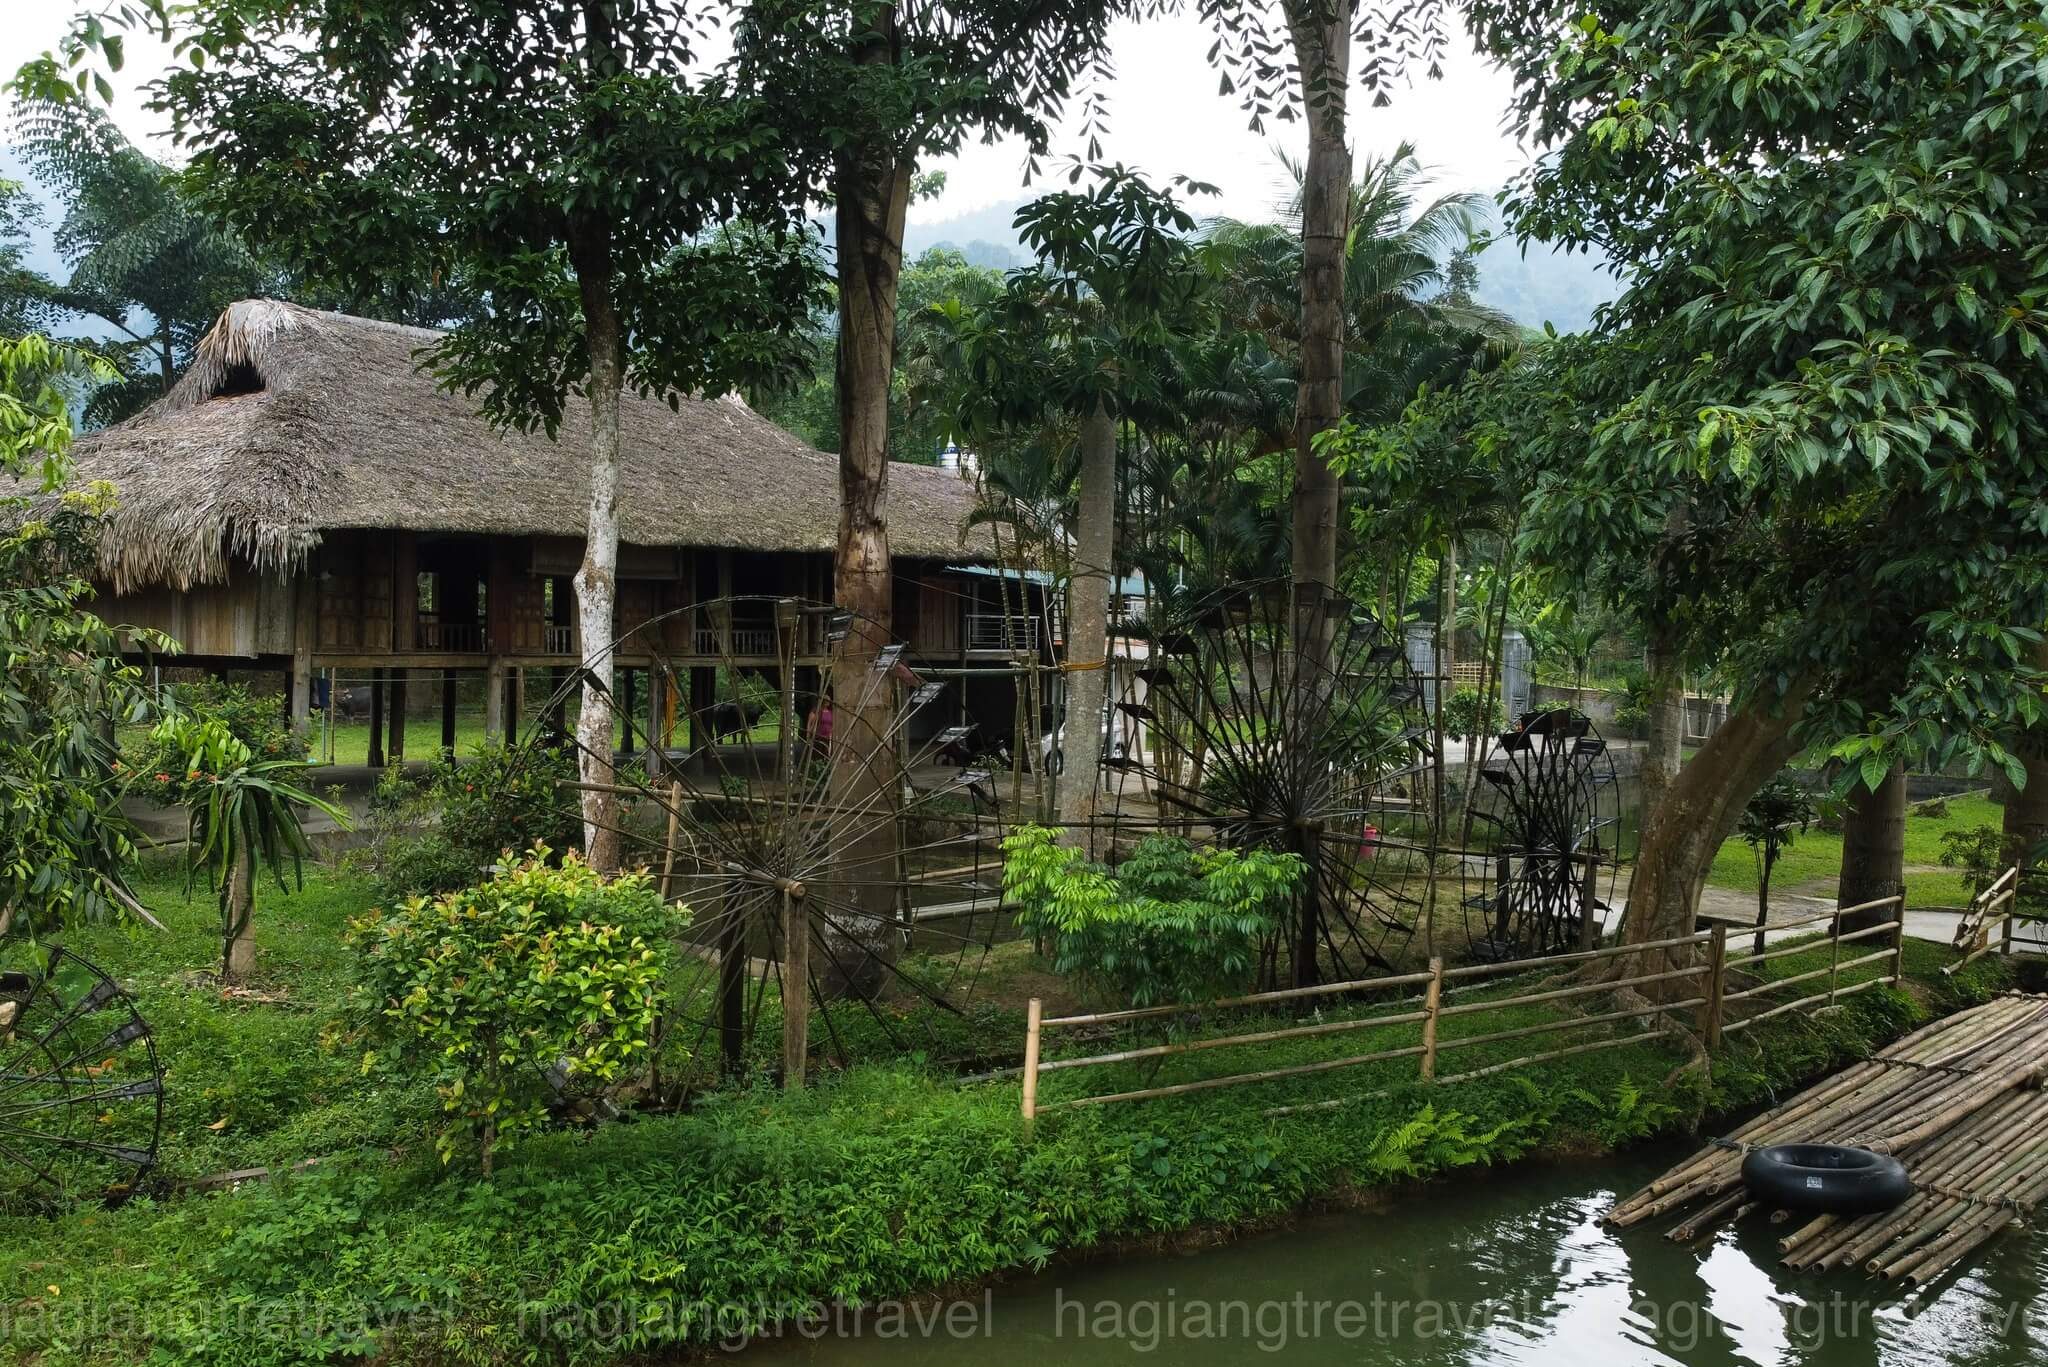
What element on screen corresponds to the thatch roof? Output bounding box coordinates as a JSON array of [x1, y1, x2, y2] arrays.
[[66, 299, 985, 592]]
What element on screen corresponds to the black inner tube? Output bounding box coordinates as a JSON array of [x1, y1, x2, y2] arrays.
[[1741, 1143, 1912, 1215]]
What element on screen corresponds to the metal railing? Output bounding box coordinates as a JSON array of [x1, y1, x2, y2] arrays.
[[966, 613, 1038, 653], [415, 619, 485, 652]]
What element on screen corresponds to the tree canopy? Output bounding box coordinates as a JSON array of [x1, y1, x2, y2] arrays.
[[1455, 0, 2048, 784]]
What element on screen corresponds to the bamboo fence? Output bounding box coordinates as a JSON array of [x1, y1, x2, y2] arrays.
[[1019, 895, 1912, 1122], [1947, 865, 2023, 974], [1609, 993, 2048, 1288]]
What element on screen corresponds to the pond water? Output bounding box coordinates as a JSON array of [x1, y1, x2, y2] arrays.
[[740, 1149, 2046, 1366]]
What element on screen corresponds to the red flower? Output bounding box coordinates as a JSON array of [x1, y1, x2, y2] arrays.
[[154, 773, 169, 782]]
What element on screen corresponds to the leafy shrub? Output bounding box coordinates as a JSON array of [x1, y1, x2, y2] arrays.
[[343, 847, 683, 1171], [1003, 825, 1300, 1009], [128, 678, 307, 806], [435, 741, 580, 862], [1939, 825, 2019, 903], [1443, 686, 1505, 743], [345, 742, 580, 899], [1738, 774, 1818, 871]]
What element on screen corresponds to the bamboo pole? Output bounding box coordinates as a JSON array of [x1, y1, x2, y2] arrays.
[[1034, 1007, 1433, 1073], [1703, 924, 1728, 1051], [1891, 895, 1907, 984], [782, 888, 809, 1089], [1433, 1028, 1677, 1087], [1042, 968, 1438, 1028], [1039, 1040, 1433, 1112], [1421, 956, 1443, 1081], [1021, 997, 1042, 1127], [658, 778, 683, 902]]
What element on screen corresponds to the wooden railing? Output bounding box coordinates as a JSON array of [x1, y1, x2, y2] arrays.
[[691, 623, 775, 656], [415, 619, 485, 652], [542, 624, 575, 655], [1020, 898, 1910, 1123]]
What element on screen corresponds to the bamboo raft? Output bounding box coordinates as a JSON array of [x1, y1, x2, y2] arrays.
[[1609, 994, 2048, 1289]]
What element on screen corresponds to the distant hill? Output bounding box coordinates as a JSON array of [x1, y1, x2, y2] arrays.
[[901, 193, 1623, 334], [1465, 204, 1624, 335], [903, 200, 1030, 266]]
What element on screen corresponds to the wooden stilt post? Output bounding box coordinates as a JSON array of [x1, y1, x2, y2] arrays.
[[367, 667, 386, 768], [646, 665, 668, 779], [1421, 956, 1444, 1081], [289, 573, 314, 743], [776, 600, 799, 784], [440, 668, 457, 755], [388, 668, 408, 764], [1021, 997, 1043, 1128], [619, 668, 637, 757], [484, 656, 506, 744], [1704, 924, 1729, 1051]]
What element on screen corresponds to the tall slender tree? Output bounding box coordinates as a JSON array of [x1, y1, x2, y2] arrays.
[[6, 94, 271, 425], [35, 1, 828, 870], [733, 0, 1132, 987]]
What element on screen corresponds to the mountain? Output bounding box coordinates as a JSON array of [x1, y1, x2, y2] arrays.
[[1465, 207, 1624, 336], [902, 200, 1030, 266], [899, 193, 1623, 333]]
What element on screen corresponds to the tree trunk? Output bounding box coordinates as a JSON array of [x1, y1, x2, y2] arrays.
[[1641, 629, 1685, 827], [2003, 637, 2048, 865], [1059, 403, 1117, 845], [222, 844, 255, 984], [823, 81, 912, 998], [570, 228, 623, 875], [1838, 761, 1906, 934], [1621, 682, 1814, 990], [1285, 0, 1350, 601]]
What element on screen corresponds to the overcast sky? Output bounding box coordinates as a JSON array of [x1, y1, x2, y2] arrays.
[[2, 4, 1535, 232]]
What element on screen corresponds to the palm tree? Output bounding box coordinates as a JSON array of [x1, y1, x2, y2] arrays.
[[1204, 143, 1517, 407]]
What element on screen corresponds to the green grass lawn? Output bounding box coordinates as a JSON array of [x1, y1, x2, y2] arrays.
[[1704, 791, 2004, 907], [305, 711, 783, 767], [23, 855, 441, 1184]]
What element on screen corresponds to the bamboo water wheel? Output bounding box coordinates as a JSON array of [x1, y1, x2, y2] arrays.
[[1102, 581, 1438, 984], [525, 597, 1016, 1089], [0, 946, 164, 1204], [1464, 707, 1622, 959]]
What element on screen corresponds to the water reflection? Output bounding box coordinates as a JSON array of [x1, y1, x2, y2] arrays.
[[741, 1151, 2044, 1365]]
